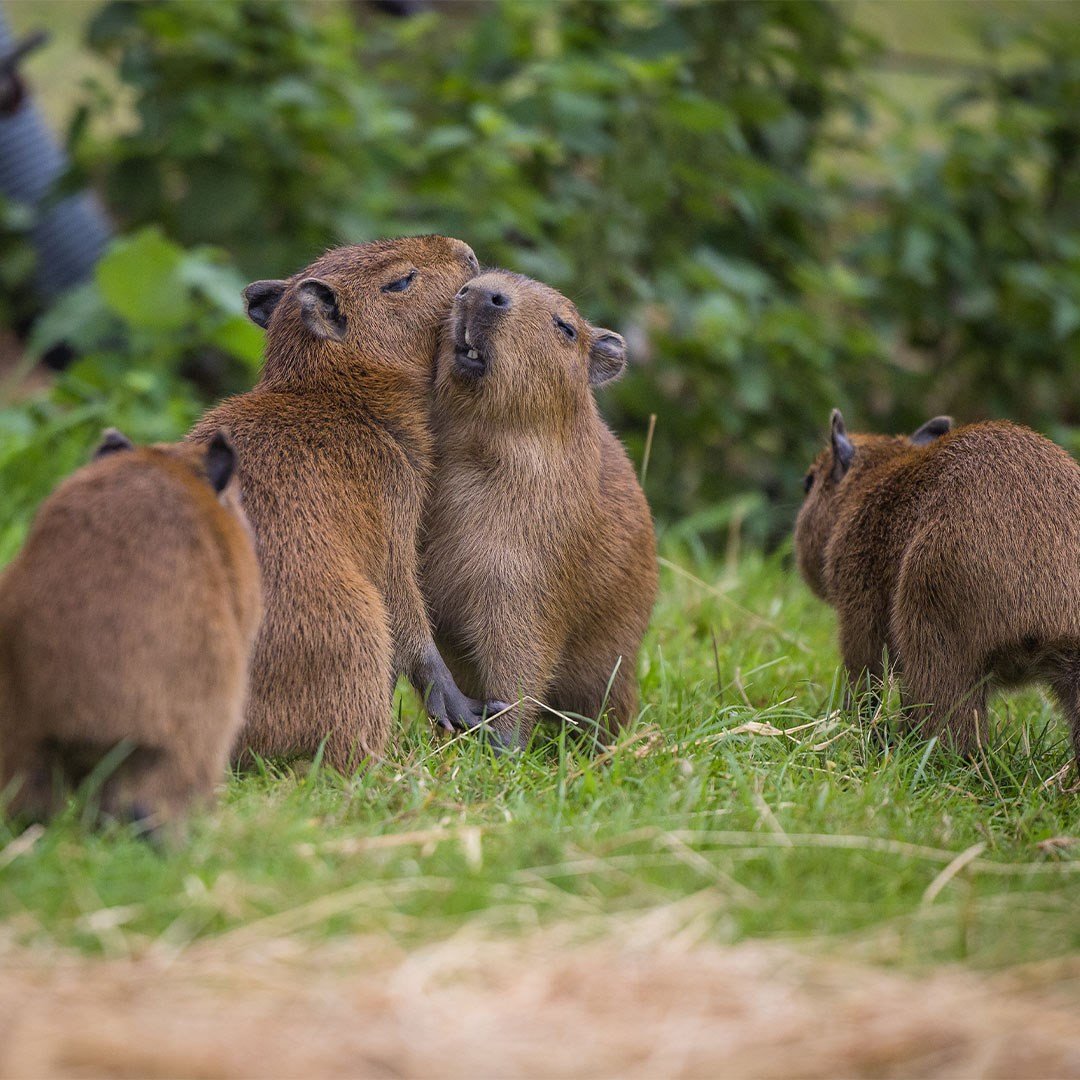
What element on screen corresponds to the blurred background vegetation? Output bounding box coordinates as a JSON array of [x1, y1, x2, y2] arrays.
[[2, 0, 1079, 557]]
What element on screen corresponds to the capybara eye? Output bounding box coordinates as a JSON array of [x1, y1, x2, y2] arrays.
[[554, 316, 576, 341], [803, 471, 814, 494], [382, 269, 418, 294]]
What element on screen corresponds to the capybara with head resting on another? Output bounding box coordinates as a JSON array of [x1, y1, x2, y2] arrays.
[[0, 429, 261, 830], [422, 269, 658, 749], [190, 236, 503, 771], [796, 410, 1080, 767]]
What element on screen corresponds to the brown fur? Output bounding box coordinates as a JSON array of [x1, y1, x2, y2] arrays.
[[422, 270, 658, 748], [796, 411, 1080, 765], [0, 430, 261, 828], [189, 236, 497, 771]]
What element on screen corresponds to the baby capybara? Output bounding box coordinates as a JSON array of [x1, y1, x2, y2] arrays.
[[422, 270, 658, 749], [190, 236, 502, 771], [0, 430, 261, 828], [796, 410, 1080, 765]]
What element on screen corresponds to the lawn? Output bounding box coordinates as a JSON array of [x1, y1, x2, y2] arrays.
[[3, 546, 1078, 973]]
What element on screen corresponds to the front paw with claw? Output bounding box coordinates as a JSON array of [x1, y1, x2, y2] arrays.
[[430, 685, 509, 735]]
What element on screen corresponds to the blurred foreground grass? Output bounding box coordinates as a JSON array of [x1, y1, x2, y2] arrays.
[[2, 549, 1078, 972]]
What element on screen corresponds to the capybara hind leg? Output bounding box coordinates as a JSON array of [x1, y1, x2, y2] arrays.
[[900, 662, 986, 756], [1049, 661, 1080, 774], [2, 747, 56, 822], [553, 654, 639, 747], [838, 613, 889, 714]]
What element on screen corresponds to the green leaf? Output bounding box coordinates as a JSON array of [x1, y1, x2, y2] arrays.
[[96, 229, 194, 331]]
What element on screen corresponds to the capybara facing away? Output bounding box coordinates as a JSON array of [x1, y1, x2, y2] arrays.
[[422, 270, 658, 749], [190, 235, 502, 771], [0, 429, 261, 829], [796, 410, 1080, 766]]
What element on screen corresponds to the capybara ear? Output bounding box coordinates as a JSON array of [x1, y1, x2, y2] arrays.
[[243, 280, 288, 329], [94, 428, 134, 459], [205, 429, 237, 494], [830, 409, 854, 481], [911, 415, 953, 446], [588, 329, 627, 387], [296, 277, 347, 342]]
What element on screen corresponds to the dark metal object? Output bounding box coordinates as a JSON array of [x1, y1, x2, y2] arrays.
[[0, 27, 46, 114], [0, 9, 111, 302]]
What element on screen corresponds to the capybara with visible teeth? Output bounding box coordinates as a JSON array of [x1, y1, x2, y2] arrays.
[[0, 429, 261, 828], [190, 236, 503, 771], [796, 410, 1080, 766], [422, 269, 658, 749]]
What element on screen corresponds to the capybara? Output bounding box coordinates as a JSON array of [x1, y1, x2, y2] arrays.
[[422, 270, 658, 749], [0, 429, 261, 828], [190, 236, 502, 770], [796, 410, 1080, 766]]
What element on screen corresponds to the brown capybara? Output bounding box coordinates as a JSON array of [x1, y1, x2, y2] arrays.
[[189, 236, 502, 771], [0, 429, 261, 829], [796, 409, 1080, 766], [422, 270, 658, 749]]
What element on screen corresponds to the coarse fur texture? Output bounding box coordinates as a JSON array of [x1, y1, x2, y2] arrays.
[[423, 270, 658, 748], [0, 431, 261, 829], [795, 411, 1080, 765], [190, 236, 496, 771]]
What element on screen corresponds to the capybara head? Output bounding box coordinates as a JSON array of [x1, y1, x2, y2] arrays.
[[242, 235, 479, 384], [93, 427, 240, 500], [434, 269, 627, 426], [794, 410, 952, 599]]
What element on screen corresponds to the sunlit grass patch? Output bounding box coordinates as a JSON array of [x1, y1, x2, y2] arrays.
[[1, 549, 1078, 972]]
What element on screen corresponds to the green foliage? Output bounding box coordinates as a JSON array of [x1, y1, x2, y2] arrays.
[[0, 193, 38, 329], [71, 0, 884, 527], [71, 0, 407, 277], [0, 227, 262, 561], [853, 16, 1080, 439], [8, 0, 1080, 533]]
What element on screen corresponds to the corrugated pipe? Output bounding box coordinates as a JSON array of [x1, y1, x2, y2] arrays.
[[0, 5, 111, 302]]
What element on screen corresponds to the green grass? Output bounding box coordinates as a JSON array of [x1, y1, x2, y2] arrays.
[[3, 545, 1078, 970]]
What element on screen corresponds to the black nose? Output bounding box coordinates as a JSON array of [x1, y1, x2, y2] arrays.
[[479, 287, 510, 310], [464, 250, 480, 275]]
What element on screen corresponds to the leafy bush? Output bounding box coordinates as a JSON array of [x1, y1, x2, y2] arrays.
[[23, 0, 1080, 537], [0, 193, 38, 330], [72, 0, 883, 530], [0, 227, 261, 559], [71, 1, 406, 278], [852, 17, 1080, 442]]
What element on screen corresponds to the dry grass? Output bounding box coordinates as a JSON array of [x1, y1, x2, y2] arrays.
[[3, 909, 1080, 1080]]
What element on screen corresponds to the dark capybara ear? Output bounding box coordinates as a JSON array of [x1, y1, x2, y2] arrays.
[[588, 329, 627, 387], [296, 277, 347, 342], [94, 428, 134, 459], [830, 409, 854, 481], [205, 429, 236, 494], [911, 415, 953, 446], [243, 279, 288, 329]]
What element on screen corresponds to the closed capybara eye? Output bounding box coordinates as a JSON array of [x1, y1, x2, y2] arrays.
[[554, 316, 577, 341]]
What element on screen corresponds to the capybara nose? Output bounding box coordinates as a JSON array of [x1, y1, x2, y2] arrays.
[[477, 287, 511, 311], [464, 249, 480, 275]]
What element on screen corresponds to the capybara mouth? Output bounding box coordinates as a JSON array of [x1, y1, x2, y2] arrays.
[[452, 314, 489, 379]]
